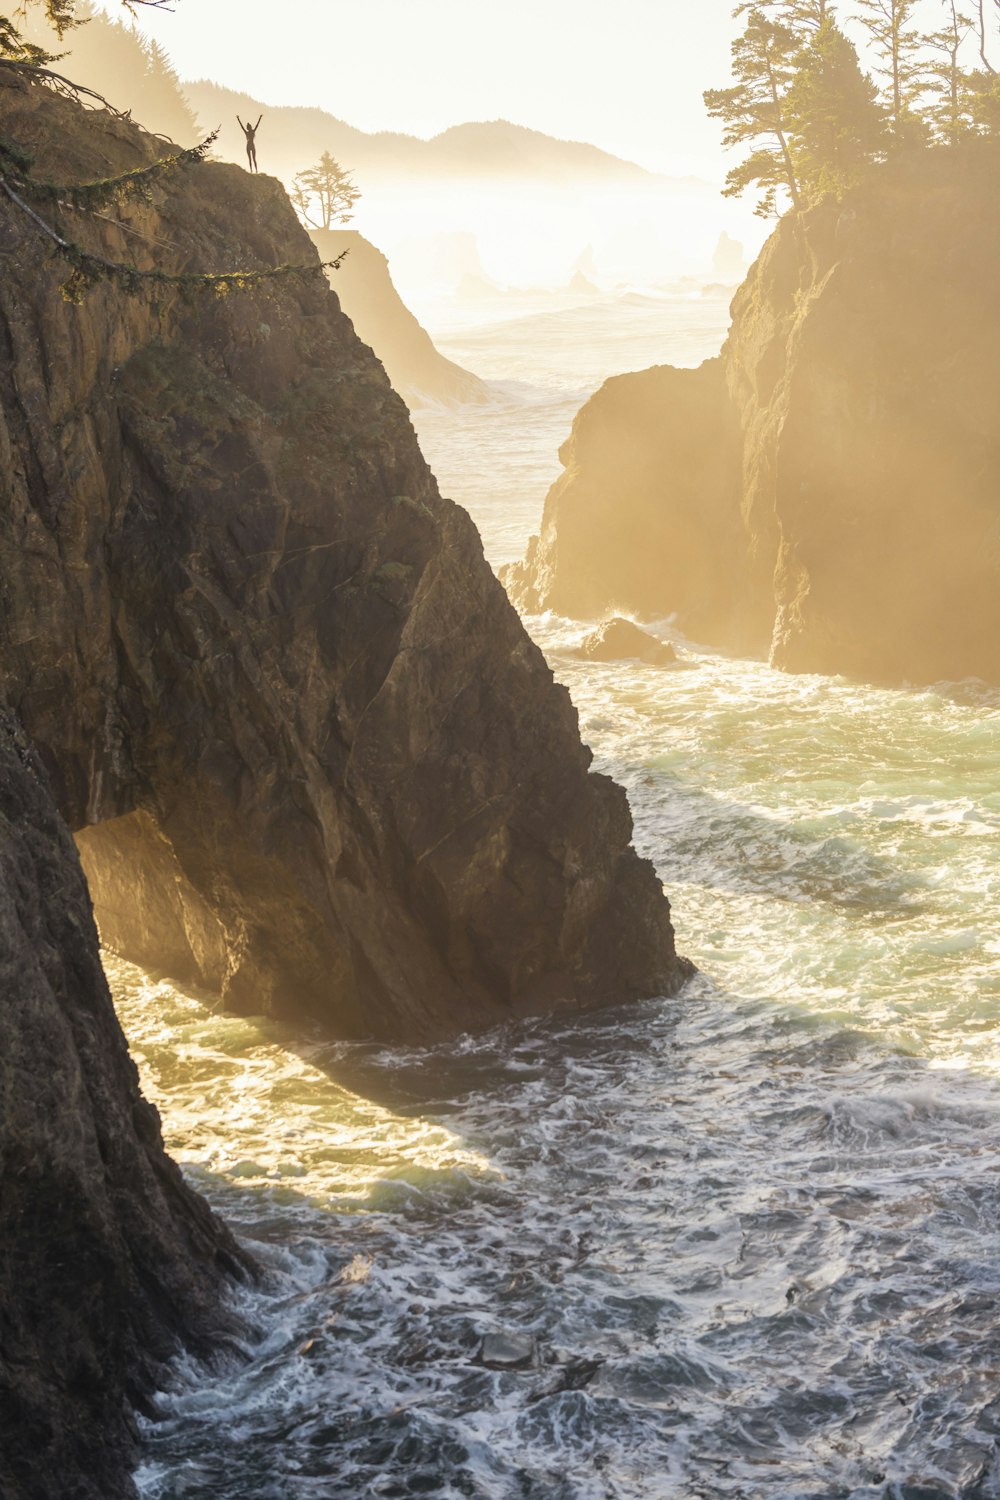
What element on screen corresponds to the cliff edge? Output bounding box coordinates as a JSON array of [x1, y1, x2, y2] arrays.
[[0, 70, 686, 1041], [311, 228, 490, 410], [504, 146, 1000, 685]]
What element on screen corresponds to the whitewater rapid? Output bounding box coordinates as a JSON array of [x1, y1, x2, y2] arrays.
[[122, 289, 1000, 1499]]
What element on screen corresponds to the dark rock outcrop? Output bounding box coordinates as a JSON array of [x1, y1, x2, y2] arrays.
[[0, 718, 248, 1500], [0, 71, 686, 1041], [311, 228, 490, 409], [573, 618, 677, 665], [504, 147, 1000, 685]]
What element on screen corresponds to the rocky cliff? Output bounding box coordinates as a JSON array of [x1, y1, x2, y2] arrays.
[[311, 228, 489, 409], [0, 717, 248, 1500], [504, 146, 1000, 685], [0, 69, 685, 1043]]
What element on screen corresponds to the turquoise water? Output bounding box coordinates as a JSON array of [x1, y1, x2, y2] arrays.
[[121, 292, 1000, 1499]]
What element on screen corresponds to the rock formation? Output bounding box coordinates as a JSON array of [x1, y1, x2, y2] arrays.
[[0, 70, 686, 1044], [0, 717, 248, 1500], [504, 146, 1000, 686], [310, 227, 489, 409], [573, 618, 677, 666]]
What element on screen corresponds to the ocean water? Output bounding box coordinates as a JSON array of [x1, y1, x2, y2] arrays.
[[121, 291, 1000, 1500]]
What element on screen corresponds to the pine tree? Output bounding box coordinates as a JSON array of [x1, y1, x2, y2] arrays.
[[704, 8, 802, 217], [141, 36, 200, 144], [786, 19, 887, 196], [291, 153, 361, 231], [923, 2, 977, 143], [855, 0, 928, 139]]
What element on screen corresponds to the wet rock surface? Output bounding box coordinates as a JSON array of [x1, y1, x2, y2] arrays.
[[0, 718, 249, 1500], [0, 70, 685, 1038], [573, 618, 677, 665], [505, 146, 1000, 686]]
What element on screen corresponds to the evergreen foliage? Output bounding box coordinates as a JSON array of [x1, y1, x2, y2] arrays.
[[291, 152, 361, 230], [923, 2, 977, 143], [708, 0, 1000, 218], [855, 0, 926, 137], [0, 0, 170, 65], [704, 10, 803, 216], [786, 18, 887, 194]]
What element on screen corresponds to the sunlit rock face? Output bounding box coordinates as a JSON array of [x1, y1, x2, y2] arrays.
[[310, 228, 490, 410], [0, 71, 685, 1040], [0, 718, 248, 1500], [505, 146, 1000, 686]]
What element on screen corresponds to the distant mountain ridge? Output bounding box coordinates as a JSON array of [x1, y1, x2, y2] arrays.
[[184, 80, 709, 190]]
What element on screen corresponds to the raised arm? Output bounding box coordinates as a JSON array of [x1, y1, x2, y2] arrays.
[[254, 115, 263, 129], [237, 115, 245, 131]]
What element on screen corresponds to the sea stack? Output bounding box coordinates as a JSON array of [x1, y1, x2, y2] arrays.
[[504, 145, 1000, 687]]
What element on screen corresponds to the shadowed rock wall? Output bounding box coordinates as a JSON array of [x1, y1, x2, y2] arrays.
[[0, 71, 685, 1040], [0, 718, 248, 1500]]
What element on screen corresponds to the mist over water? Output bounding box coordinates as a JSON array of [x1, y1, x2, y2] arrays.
[[123, 292, 1000, 1499]]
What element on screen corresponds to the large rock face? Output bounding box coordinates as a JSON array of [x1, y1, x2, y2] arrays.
[[0, 71, 685, 1040], [505, 146, 1000, 685], [0, 718, 247, 1500], [311, 228, 490, 409]]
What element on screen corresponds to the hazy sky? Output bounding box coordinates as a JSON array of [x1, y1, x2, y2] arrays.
[[94, 0, 738, 180]]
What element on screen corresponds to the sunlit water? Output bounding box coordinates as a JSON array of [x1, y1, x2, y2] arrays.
[[122, 292, 1000, 1500]]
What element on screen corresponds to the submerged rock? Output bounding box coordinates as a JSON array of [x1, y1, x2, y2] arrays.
[[479, 1332, 538, 1370], [0, 717, 249, 1500], [574, 618, 677, 665], [504, 145, 1000, 686], [0, 70, 686, 1042]]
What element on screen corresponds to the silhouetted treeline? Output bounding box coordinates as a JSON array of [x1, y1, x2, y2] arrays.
[[707, 0, 1000, 214], [12, 1, 199, 144]]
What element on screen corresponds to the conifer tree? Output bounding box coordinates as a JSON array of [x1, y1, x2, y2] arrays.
[[291, 153, 361, 231], [923, 2, 977, 143], [786, 19, 886, 195], [855, 0, 928, 137], [0, 0, 169, 62], [736, 0, 837, 39], [704, 8, 803, 216]]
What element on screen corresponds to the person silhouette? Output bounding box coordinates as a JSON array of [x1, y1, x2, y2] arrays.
[[237, 114, 262, 172]]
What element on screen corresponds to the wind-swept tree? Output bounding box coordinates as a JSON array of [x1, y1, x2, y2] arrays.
[[291, 152, 361, 230], [704, 9, 802, 216], [855, 0, 928, 137], [786, 18, 886, 195]]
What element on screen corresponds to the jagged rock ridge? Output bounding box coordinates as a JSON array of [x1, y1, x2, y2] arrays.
[[504, 147, 1000, 686], [0, 70, 686, 1043]]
